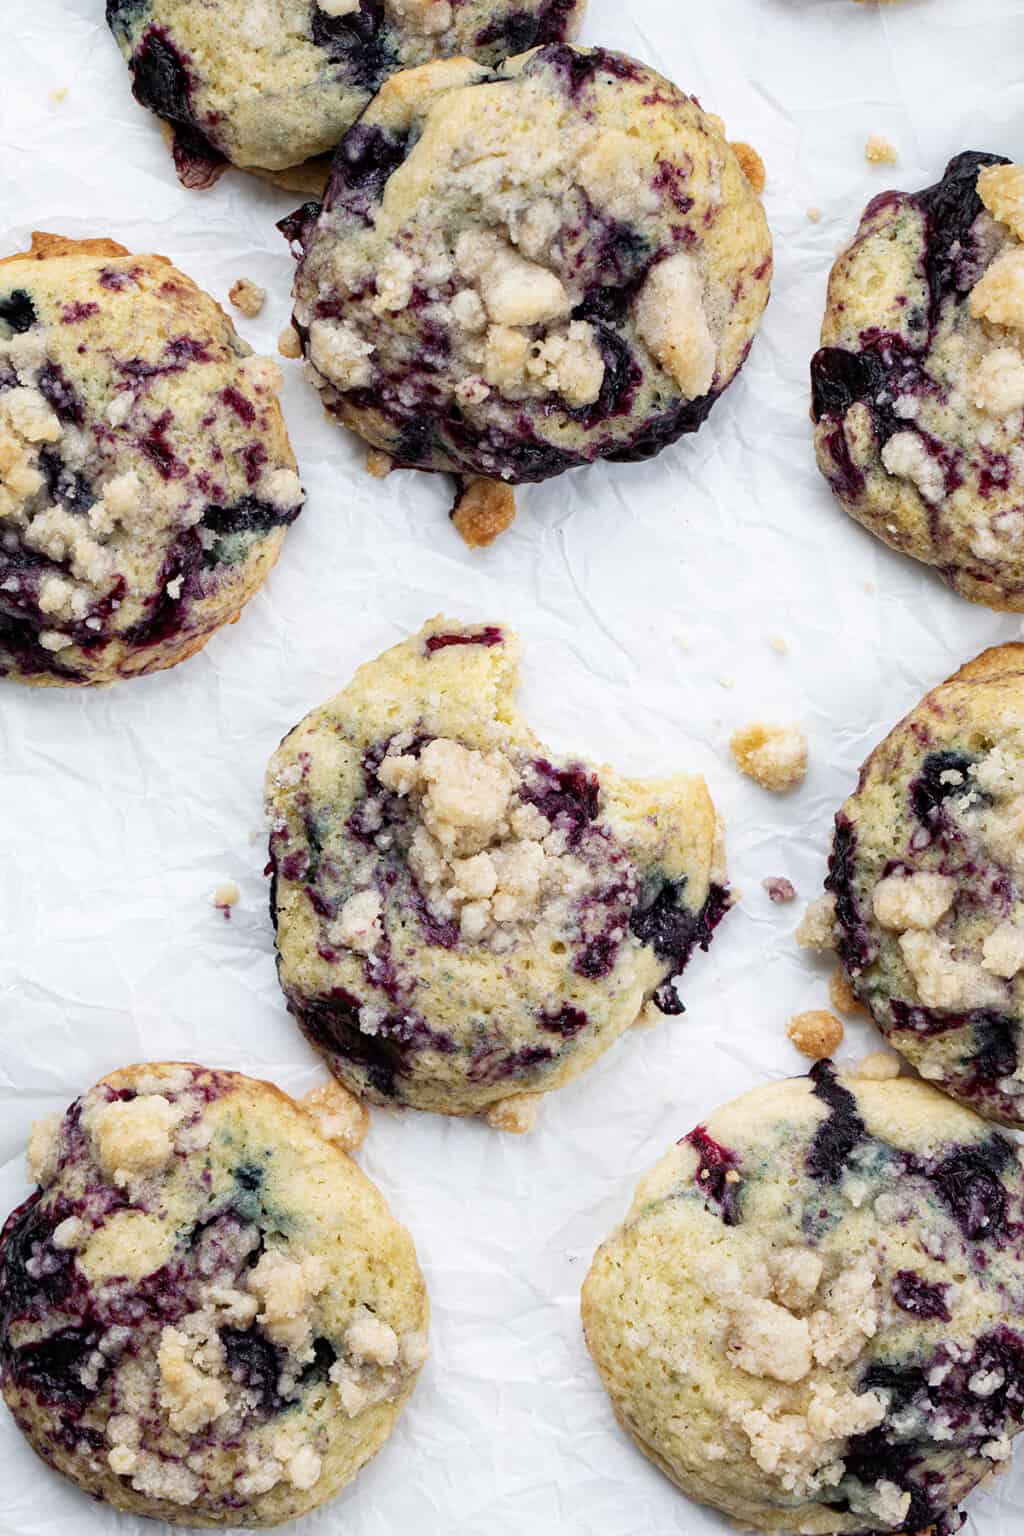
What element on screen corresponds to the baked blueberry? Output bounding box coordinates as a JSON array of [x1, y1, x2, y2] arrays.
[[0, 234, 303, 686], [816, 644, 1024, 1127], [583, 1067, 1024, 1533], [265, 617, 731, 1124], [105, 0, 586, 190], [812, 154, 1024, 609], [286, 45, 772, 536], [0, 1063, 427, 1525]]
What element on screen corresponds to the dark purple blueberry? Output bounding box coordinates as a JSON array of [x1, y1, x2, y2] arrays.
[[806, 1059, 866, 1182], [891, 1270, 952, 1322], [311, 0, 395, 91], [278, 200, 323, 258], [928, 1137, 1011, 1242], [128, 29, 225, 189], [630, 879, 731, 973], [530, 43, 644, 96], [0, 1194, 75, 1327], [682, 1125, 742, 1225], [37, 364, 84, 427], [120, 528, 201, 649], [233, 1163, 264, 1193], [424, 626, 504, 654], [6, 1326, 105, 1406], [221, 1326, 283, 1416], [576, 324, 642, 424], [910, 750, 977, 823], [324, 124, 410, 218], [652, 980, 685, 1015], [605, 389, 717, 463], [811, 344, 892, 426], [915, 151, 1012, 319], [466, 1042, 554, 1084], [474, 0, 579, 56], [826, 816, 876, 975], [537, 1005, 589, 1037], [0, 289, 37, 334], [221, 385, 256, 425], [140, 409, 188, 480], [521, 758, 599, 839], [165, 335, 214, 366], [201, 494, 301, 560], [38, 448, 95, 516], [292, 988, 455, 1099]]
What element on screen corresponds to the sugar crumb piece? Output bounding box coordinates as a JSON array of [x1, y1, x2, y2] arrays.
[[731, 141, 766, 196], [767, 634, 788, 655], [977, 163, 1024, 243], [731, 722, 808, 793], [873, 870, 955, 932], [806, 207, 822, 223], [248, 1250, 329, 1355], [49, 86, 68, 104], [898, 930, 1005, 1010], [278, 325, 303, 359], [786, 1010, 844, 1060], [829, 966, 865, 1015], [484, 1094, 539, 1134], [27, 1112, 62, 1187], [854, 1051, 901, 1081], [228, 278, 266, 318], [451, 476, 516, 548], [302, 1079, 369, 1152], [969, 247, 1024, 331], [346, 1310, 399, 1366], [634, 250, 716, 399], [865, 135, 898, 166], [726, 1297, 812, 1384], [768, 1247, 823, 1312], [982, 920, 1024, 979], [366, 448, 394, 479], [797, 893, 836, 950], [288, 1447, 323, 1490], [90, 1095, 180, 1185], [763, 877, 796, 904], [157, 1325, 229, 1433], [718, 674, 735, 690], [333, 888, 383, 954]]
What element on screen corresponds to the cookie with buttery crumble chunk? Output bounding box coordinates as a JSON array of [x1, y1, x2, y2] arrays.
[[284, 44, 771, 513], [811, 152, 1024, 610], [0, 234, 303, 686], [105, 0, 585, 189], [0, 1062, 427, 1526], [265, 616, 731, 1121], [821, 644, 1024, 1128], [582, 1067, 1024, 1535]]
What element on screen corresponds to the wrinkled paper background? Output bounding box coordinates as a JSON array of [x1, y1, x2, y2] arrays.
[[3, 0, 1024, 1531]]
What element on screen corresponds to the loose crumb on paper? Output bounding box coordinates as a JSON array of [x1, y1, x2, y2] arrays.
[[865, 135, 898, 166], [767, 634, 788, 655], [484, 1095, 539, 1134], [787, 1010, 844, 1060], [829, 967, 866, 1015], [763, 877, 796, 905], [807, 207, 822, 224], [212, 881, 240, 920], [278, 326, 302, 359], [731, 141, 766, 196], [49, 87, 68, 104], [731, 723, 808, 792], [366, 449, 394, 479], [451, 477, 516, 548], [229, 278, 266, 318]]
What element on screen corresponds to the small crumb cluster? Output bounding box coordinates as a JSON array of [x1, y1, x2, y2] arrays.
[[731, 722, 808, 792], [786, 1010, 844, 1060]]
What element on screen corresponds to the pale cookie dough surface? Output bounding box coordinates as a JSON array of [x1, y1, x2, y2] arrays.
[[824, 645, 1024, 1128], [266, 616, 730, 1118], [812, 152, 1024, 611], [286, 44, 772, 488], [0, 1063, 427, 1527], [582, 1068, 1024, 1535], [0, 235, 303, 687], [105, 0, 585, 186]]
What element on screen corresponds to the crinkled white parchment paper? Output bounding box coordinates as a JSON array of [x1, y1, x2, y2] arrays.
[[3, 0, 1024, 1531]]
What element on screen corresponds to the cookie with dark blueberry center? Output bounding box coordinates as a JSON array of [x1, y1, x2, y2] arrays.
[[816, 644, 1024, 1127], [582, 1065, 1024, 1535], [284, 44, 771, 520], [0, 1062, 428, 1526], [265, 617, 731, 1122], [105, 0, 586, 190], [812, 154, 1024, 610], [0, 234, 304, 687]]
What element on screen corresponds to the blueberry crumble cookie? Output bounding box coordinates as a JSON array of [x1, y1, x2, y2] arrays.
[[284, 45, 772, 532], [105, 0, 585, 191], [0, 234, 303, 686], [0, 1063, 427, 1525], [265, 617, 730, 1122], [812, 153, 1024, 610], [813, 644, 1024, 1130], [582, 1066, 1024, 1535]]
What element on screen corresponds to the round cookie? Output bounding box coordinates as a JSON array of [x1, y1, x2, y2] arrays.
[[0, 234, 303, 687], [819, 644, 1024, 1128], [0, 1062, 428, 1526], [582, 1065, 1024, 1535], [105, 0, 586, 189], [286, 44, 772, 503], [266, 616, 730, 1122], [811, 152, 1024, 611]]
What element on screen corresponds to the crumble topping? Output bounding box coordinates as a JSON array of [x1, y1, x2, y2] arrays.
[[247, 1249, 329, 1358], [335, 889, 384, 953], [455, 231, 571, 329], [768, 1248, 824, 1313], [634, 252, 716, 399], [732, 1382, 885, 1497], [308, 318, 375, 389], [796, 893, 837, 950], [969, 246, 1024, 330], [881, 431, 946, 504], [727, 1296, 813, 1384], [730, 723, 808, 793], [829, 967, 865, 1015], [898, 930, 1006, 1010], [972, 345, 1024, 416], [871, 870, 955, 931], [345, 1309, 399, 1366], [981, 919, 1024, 978], [26, 1112, 62, 1186], [87, 1094, 182, 1185], [278, 325, 303, 359], [301, 1080, 369, 1151], [786, 1010, 844, 1060], [977, 163, 1024, 243], [157, 1322, 229, 1433], [229, 278, 267, 318]]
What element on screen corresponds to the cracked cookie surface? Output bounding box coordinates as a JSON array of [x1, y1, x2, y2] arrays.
[[105, 0, 585, 188], [286, 44, 772, 491], [582, 1067, 1024, 1535], [823, 644, 1024, 1128], [0, 1062, 427, 1526], [812, 152, 1024, 610], [265, 616, 730, 1120], [0, 234, 303, 686]]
